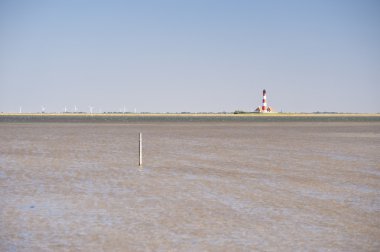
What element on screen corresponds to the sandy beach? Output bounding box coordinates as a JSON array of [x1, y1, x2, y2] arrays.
[[1, 112, 380, 117], [1, 121, 379, 251]]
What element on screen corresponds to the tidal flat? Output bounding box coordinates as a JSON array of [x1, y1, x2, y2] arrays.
[[1, 121, 379, 251]]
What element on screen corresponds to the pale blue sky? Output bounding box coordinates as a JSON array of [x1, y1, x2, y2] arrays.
[[1, 0, 379, 113]]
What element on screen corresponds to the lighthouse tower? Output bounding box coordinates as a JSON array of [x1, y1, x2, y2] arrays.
[[262, 89, 267, 111], [255, 89, 274, 113]]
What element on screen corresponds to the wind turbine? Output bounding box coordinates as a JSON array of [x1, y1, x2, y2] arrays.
[[64, 106, 67, 113], [89, 106, 93, 114], [74, 105, 77, 113], [19, 106, 22, 114], [41, 106, 45, 113]]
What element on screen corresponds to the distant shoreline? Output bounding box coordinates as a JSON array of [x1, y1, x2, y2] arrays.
[[1, 113, 379, 116], [1, 113, 379, 123]]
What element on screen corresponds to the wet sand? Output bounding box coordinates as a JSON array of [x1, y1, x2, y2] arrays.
[[1, 122, 379, 251]]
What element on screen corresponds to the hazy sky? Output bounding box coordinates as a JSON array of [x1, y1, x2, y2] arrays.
[[1, 0, 379, 113]]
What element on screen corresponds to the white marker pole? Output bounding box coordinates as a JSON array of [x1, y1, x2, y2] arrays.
[[139, 133, 142, 166]]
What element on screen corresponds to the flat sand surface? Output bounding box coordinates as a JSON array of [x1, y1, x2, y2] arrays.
[[1, 113, 380, 118], [1, 122, 380, 251]]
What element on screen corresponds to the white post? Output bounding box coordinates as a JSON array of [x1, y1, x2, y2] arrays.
[[139, 133, 142, 166]]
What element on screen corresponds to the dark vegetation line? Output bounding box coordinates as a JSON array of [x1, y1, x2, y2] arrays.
[[0, 115, 379, 123]]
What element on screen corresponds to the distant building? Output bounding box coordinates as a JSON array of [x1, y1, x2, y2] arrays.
[[255, 89, 274, 113]]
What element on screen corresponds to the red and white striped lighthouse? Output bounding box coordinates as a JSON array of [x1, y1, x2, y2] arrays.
[[261, 89, 267, 112]]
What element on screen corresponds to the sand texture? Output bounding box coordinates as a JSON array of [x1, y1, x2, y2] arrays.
[[1, 122, 379, 251]]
